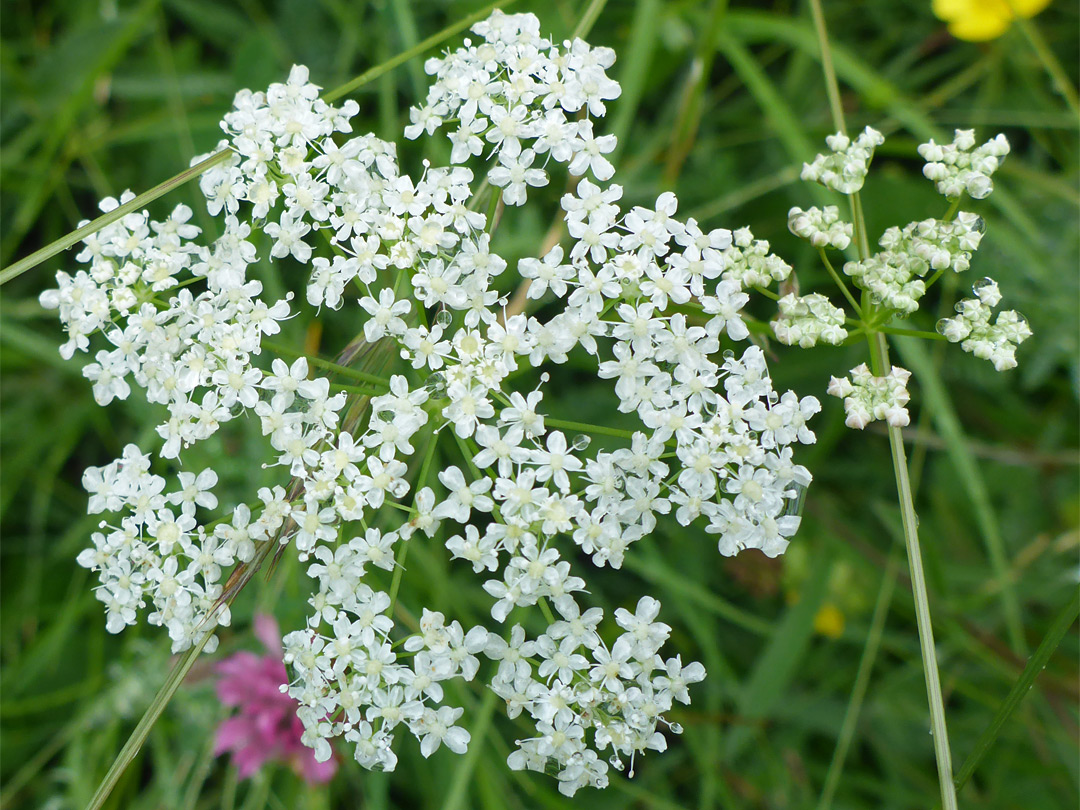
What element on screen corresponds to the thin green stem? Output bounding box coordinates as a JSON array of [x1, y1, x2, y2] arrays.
[[324, 0, 514, 102], [543, 416, 636, 441], [807, 0, 846, 136], [818, 248, 861, 315], [870, 332, 958, 810], [537, 596, 557, 626], [571, 0, 609, 40], [331, 382, 391, 397], [485, 188, 502, 235], [2, 0, 516, 286], [262, 339, 391, 389], [812, 8, 956, 801], [850, 192, 872, 261], [877, 326, 947, 341], [752, 284, 779, 301], [389, 431, 441, 613], [1, 151, 229, 286], [942, 197, 963, 223], [439, 689, 500, 810]]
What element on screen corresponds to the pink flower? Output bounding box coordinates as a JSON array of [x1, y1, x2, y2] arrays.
[[213, 614, 338, 784]]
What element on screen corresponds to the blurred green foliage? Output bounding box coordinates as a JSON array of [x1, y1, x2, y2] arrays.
[[2, 1, 1077, 809]]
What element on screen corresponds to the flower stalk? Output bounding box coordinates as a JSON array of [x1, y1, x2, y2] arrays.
[[809, 1, 960, 806], [870, 332, 958, 810]]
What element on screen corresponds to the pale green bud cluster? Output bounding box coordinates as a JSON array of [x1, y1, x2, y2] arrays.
[[918, 129, 1010, 200], [720, 227, 793, 289], [787, 205, 852, 251], [937, 278, 1031, 371], [772, 293, 848, 348], [827, 364, 911, 430], [843, 213, 984, 314], [801, 126, 884, 195]]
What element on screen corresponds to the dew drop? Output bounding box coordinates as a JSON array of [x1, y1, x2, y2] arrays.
[[571, 434, 591, 451], [780, 481, 808, 519], [435, 309, 453, 327]]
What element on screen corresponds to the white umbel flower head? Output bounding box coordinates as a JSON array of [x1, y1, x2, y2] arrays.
[[936, 278, 1031, 371], [801, 126, 884, 194], [918, 129, 1009, 200], [827, 363, 912, 429], [787, 205, 852, 251], [772, 293, 848, 347]]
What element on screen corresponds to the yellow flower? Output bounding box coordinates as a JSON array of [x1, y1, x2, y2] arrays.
[[813, 603, 846, 639], [933, 0, 1053, 41]]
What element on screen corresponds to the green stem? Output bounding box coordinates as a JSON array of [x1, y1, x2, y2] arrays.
[[324, 0, 514, 101], [571, 0, 609, 40], [485, 188, 502, 235], [543, 416, 636, 441], [811, 9, 956, 802], [752, 284, 779, 301], [870, 332, 958, 810], [808, 0, 846, 136], [389, 431, 441, 614], [818, 248, 861, 316], [439, 689, 500, 810], [850, 192, 872, 261], [942, 197, 963, 223], [262, 339, 391, 389], [1, 151, 229, 286], [877, 326, 947, 341], [2, 0, 517, 287], [331, 382, 391, 397]]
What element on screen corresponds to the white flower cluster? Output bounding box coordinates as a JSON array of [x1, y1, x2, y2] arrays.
[[937, 278, 1031, 371], [800, 126, 884, 194], [843, 213, 984, 314], [74, 447, 236, 652], [918, 129, 1010, 200], [406, 10, 620, 205], [787, 205, 852, 251], [772, 293, 848, 348], [827, 364, 912, 430], [718, 227, 793, 291], [42, 11, 828, 794]]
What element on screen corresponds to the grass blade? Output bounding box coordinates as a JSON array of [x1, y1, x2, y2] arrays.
[[85, 625, 217, 810], [954, 586, 1079, 793], [818, 551, 900, 810]]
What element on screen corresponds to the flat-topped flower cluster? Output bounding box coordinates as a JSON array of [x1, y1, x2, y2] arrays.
[[38, 5, 1032, 794], [41, 10, 826, 796]]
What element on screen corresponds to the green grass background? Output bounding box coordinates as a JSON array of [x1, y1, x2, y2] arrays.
[[1, 1, 1077, 808]]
